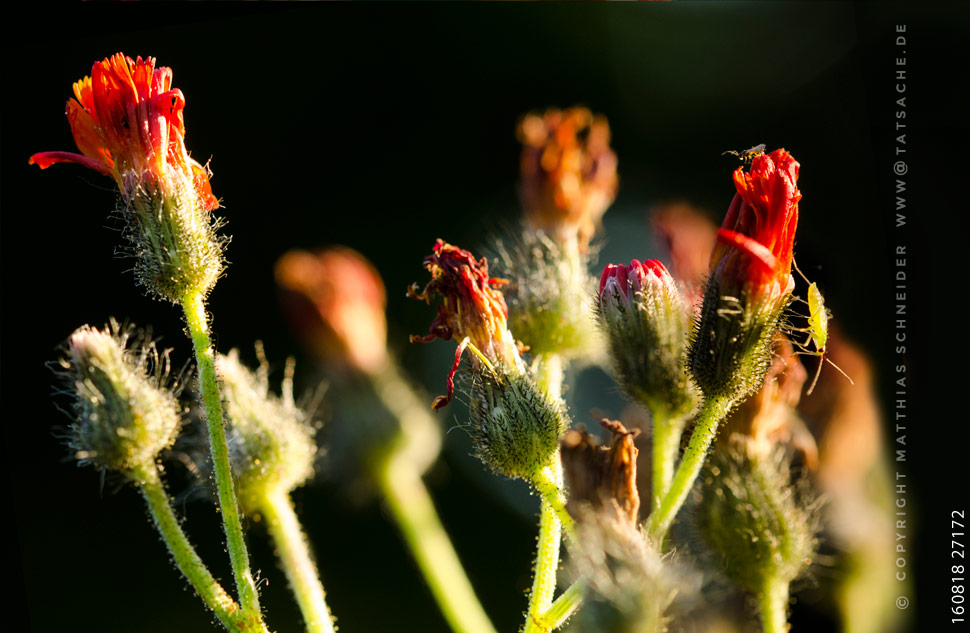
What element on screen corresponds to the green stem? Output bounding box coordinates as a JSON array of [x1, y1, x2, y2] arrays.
[[537, 579, 584, 630], [646, 396, 732, 543], [649, 410, 674, 513], [181, 292, 262, 620], [759, 578, 790, 633], [376, 455, 498, 633], [134, 464, 266, 633], [523, 459, 565, 633], [523, 353, 573, 633], [257, 489, 336, 633]]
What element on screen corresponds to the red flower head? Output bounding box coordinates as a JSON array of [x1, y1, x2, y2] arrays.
[[709, 149, 800, 300], [599, 258, 677, 307], [30, 53, 217, 211], [517, 107, 618, 251], [409, 239, 522, 410]]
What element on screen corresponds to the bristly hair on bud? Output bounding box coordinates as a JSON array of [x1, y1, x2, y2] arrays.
[[493, 231, 601, 360], [215, 347, 318, 514], [691, 436, 819, 605], [30, 53, 226, 303], [55, 320, 182, 479], [517, 107, 618, 252], [598, 258, 700, 418], [467, 363, 569, 481], [568, 505, 701, 633], [688, 149, 801, 403]]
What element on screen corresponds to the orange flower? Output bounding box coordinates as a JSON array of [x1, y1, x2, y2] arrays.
[[30, 53, 217, 211], [517, 107, 618, 250], [709, 149, 800, 299], [275, 247, 389, 374]]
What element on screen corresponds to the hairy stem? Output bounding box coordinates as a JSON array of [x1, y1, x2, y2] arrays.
[[257, 489, 336, 633], [646, 396, 732, 543], [181, 292, 262, 620], [759, 578, 791, 633], [376, 454, 498, 633], [134, 464, 267, 633], [537, 577, 584, 630], [523, 354, 573, 633]]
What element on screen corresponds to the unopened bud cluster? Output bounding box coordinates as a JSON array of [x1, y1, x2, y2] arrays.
[[693, 438, 817, 597], [57, 321, 181, 478], [598, 259, 699, 417], [217, 350, 317, 513]]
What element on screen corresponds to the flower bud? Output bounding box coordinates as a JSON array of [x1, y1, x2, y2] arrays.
[[517, 107, 618, 252], [688, 149, 800, 402], [568, 506, 700, 633], [598, 259, 700, 418], [468, 362, 568, 481], [494, 233, 599, 359], [275, 247, 389, 374], [30, 53, 225, 302], [56, 321, 181, 477], [216, 349, 317, 513], [693, 437, 818, 598]]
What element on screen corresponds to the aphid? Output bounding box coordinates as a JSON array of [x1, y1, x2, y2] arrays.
[[722, 143, 767, 165], [788, 261, 854, 395]]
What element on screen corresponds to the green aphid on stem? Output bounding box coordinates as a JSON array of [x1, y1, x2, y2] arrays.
[[789, 260, 854, 395]]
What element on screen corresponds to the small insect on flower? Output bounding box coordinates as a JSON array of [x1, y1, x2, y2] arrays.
[[788, 261, 854, 395], [722, 143, 767, 166]]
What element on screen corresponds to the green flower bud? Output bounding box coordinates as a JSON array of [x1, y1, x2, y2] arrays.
[[568, 508, 700, 633], [57, 321, 181, 478], [693, 437, 818, 598], [598, 258, 700, 417], [468, 363, 568, 481], [216, 348, 318, 513], [494, 232, 600, 360]]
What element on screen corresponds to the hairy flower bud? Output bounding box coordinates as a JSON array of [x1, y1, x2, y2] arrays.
[[693, 437, 818, 598], [468, 363, 568, 481], [689, 149, 800, 402], [517, 107, 618, 251], [216, 349, 318, 513], [56, 321, 181, 477], [598, 259, 700, 418], [494, 233, 599, 359], [30, 53, 225, 302], [275, 247, 389, 374]]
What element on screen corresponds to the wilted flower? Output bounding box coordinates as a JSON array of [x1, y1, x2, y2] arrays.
[[408, 239, 522, 410], [275, 247, 388, 374], [518, 107, 618, 251], [409, 239, 565, 480], [30, 53, 224, 302], [561, 419, 641, 526], [689, 149, 801, 402]]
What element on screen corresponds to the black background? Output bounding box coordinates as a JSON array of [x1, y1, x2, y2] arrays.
[[3, 3, 968, 632]]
